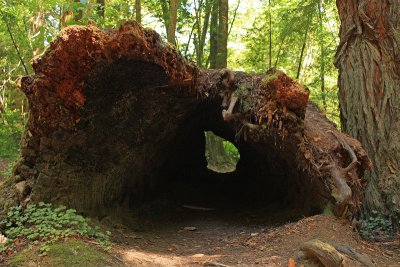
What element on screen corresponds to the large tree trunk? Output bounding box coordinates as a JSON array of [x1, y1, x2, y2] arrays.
[[11, 22, 370, 221], [335, 0, 400, 217]]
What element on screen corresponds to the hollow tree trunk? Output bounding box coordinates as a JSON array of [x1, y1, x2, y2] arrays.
[[10, 22, 370, 221], [335, 0, 400, 217]]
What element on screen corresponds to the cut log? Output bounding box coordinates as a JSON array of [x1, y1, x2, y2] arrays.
[[10, 21, 371, 219]]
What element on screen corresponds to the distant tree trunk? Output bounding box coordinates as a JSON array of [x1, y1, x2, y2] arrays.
[[167, 0, 179, 45], [194, 0, 212, 67], [73, 0, 83, 21], [135, 0, 141, 24], [209, 0, 219, 68], [206, 0, 232, 170], [268, 0, 272, 68], [216, 0, 228, 68], [30, 10, 45, 56], [335, 0, 400, 217], [318, 0, 326, 112], [60, 2, 73, 29], [96, 0, 105, 19], [296, 15, 311, 80]]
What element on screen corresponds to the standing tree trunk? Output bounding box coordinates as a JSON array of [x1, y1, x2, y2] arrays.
[[318, 0, 326, 112], [206, 0, 232, 170], [216, 0, 228, 68], [209, 0, 219, 68], [335, 0, 400, 217], [296, 14, 311, 80], [96, 0, 105, 19], [167, 0, 179, 45], [73, 0, 83, 22], [135, 0, 141, 24], [268, 0, 272, 69]]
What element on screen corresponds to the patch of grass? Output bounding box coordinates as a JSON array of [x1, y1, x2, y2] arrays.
[[8, 239, 117, 267]]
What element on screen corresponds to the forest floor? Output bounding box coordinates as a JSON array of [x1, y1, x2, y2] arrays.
[[1, 156, 399, 266], [102, 203, 400, 267]]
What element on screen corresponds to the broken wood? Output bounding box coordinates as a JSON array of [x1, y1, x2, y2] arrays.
[[299, 239, 375, 267], [9, 21, 371, 220]]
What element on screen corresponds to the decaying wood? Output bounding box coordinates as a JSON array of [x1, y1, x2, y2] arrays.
[[301, 239, 344, 267], [299, 239, 375, 267], [12, 21, 371, 219]]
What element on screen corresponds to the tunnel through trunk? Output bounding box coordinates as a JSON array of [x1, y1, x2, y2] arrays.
[[11, 22, 371, 222]]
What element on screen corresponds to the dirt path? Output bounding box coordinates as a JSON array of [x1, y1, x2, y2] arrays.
[[106, 206, 400, 267]]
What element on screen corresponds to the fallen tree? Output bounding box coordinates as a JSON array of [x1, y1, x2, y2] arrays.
[[10, 21, 371, 220]]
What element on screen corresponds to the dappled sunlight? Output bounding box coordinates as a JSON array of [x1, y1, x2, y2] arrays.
[[117, 246, 227, 267]]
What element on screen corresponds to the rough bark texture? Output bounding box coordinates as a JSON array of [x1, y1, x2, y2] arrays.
[[11, 22, 370, 220], [335, 0, 400, 217]]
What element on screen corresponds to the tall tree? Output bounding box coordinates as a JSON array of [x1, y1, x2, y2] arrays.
[[335, 0, 400, 217], [216, 0, 228, 68], [209, 0, 219, 68], [206, 0, 233, 171], [193, 0, 212, 67], [167, 0, 179, 45], [135, 0, 142, 24], [96, 0, 105, 19]]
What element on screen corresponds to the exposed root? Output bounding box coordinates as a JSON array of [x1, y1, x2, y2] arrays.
[[321, 131, 360, 217]]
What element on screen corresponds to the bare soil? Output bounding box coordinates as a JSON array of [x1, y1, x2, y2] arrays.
[[106, 205, 400, 267]]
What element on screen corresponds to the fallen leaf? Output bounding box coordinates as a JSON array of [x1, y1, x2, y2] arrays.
[[289, 257, 296, 267], [0, 234, 7, 244], [313, 136, 322, 142]]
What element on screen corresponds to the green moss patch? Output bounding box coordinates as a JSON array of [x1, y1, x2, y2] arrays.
[[8, 239, 121, 267]]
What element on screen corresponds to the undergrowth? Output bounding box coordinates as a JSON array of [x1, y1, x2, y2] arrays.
[[0, 108, 25, 161], [359, 211, 394, 240], [0, 202, 111, 255]]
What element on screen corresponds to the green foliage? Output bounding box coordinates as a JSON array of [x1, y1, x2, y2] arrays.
[[359, 211, 393, 240], [0, 202, 111, 255], [0, 108, 25, 160], [237, 0, 340, 125], [223, 140, 240, 163]]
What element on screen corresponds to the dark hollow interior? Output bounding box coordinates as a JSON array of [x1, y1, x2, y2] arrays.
[[41, 59, 322, 221]]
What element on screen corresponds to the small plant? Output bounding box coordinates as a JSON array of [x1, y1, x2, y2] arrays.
[[0, 202, 111, 255], [359, 211, 393, 240]]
